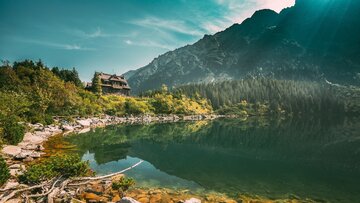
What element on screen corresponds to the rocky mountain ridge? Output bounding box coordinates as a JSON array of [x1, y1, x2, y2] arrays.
[[125, 0, 360, 94]]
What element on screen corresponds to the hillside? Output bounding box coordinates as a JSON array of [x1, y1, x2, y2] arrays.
[[126, 0, 360, 94]]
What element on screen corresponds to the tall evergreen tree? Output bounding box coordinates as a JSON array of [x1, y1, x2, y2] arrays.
[[91, 72, 102, 95]]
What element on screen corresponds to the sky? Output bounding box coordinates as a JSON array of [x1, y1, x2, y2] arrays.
[[0, 0, 295, 81]]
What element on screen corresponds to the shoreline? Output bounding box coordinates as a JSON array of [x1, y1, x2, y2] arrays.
[[0, 114, 322, 203], [0, 114, 222, 190]]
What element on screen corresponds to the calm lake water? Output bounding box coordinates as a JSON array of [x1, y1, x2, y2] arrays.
[[63, 117, 360, 202]]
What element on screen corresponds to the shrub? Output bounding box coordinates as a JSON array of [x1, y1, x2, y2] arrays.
[[0, 156, 10, 186], [44, 114, 54, 125], [2, 115, 25, 145], [112, 176, 135, 192], [19, 154, 94, 184]]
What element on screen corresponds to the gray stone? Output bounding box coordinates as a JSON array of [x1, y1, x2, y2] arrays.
[[23, 133, 45, 144], [3, 181, 19, 190], [10, 168, 22, 176], [62, 125, 74, 131], [76, 119, 91, 127], [9, 164, 21, 169], [184, 198, 201, 203], [117, 197, 141, 203], [1, 145, 22, 157], [23, 156, 34, 162], [30, 151, 41, 158], [78, 128, 91, 134], [34, 131, 52, 137], [3, 198, 21, 203], [15, 150, 32, 159]]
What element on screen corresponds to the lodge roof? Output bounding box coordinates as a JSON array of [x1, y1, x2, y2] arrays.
[[99, 73, 126, 82], [98, 72, 131, 90]]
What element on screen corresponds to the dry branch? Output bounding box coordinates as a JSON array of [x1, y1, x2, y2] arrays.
[[0, 160, 143, 203], [0, 180, 52, 203], [71, 160, 143, 181]]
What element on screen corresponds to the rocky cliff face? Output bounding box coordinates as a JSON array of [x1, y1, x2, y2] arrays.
[[126, 0, 360, 94]]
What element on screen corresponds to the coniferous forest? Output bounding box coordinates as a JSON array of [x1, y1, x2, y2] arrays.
[[175, 79, 359, 117]]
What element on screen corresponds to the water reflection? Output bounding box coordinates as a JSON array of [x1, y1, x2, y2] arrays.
[[65, 117, 360, 202]]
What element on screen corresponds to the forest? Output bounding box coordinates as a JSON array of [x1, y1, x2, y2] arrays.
[[0, 60, 212, 146], [174, 79, 350, 117]]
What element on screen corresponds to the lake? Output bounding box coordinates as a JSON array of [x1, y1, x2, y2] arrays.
[[60, 117, 360, 202]]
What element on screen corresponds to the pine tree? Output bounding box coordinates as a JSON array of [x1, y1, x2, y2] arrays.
[[92, 72, 102, 95]]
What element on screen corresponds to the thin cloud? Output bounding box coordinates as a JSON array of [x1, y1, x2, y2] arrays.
[[15, 37, 95, 51], [206, 0, 295, 33], [71, 27, 137, 39], [124, 39, 173, 50], [130, 17, 204, 37]]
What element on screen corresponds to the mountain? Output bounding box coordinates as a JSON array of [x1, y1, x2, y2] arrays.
[[126, 0, 360, 94]]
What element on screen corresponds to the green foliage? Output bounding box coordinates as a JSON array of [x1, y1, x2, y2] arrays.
[[1, 115, 25, 145], [125, 97, 153, 115], [19, 154, 94, 184], [52, 67, 83, 87], [0, 60, 103, 123], [0, 59, 213, 144], [0, 156, 10, 186], [91, 72, 102, 96], [216, 101, 275, 116], [112, 177, 135, 191], [140, 86, 213, 115], [176, 79, 346, 116]]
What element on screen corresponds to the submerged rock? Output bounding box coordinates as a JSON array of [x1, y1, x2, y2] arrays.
[[117, 197, 141, 203]]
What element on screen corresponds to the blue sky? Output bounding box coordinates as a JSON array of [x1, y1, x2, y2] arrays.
[[0, 0, 294, 81]]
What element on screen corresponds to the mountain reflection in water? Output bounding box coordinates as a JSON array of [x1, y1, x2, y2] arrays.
[[65, 117, 360, 202]]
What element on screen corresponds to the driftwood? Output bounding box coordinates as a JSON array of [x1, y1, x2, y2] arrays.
[[0, 160, 143, 203], [0, 180, 52, 203], [26, 176, 62, 198]]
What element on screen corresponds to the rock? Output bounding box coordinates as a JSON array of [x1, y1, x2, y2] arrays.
[[150, 195, 162, 203], [83, 192, 104, 202], [21, 143, 37, 150], [62, 125, 74, 131], [77, 119, 91, 127], [33, 131, 51, 138], [23, 156, 34, 162], [30, 151, 41, 158], [117, 197, 141, 203], [78, 128, 91, 134], [9, 164, 21, 169], [1, 145, 22, 157], [112, 194, 121, 202], [4, 198, 22, 203], [23, 133, 45, 144], [136, 197, 149, 203], [10, 168, 22, 176], [3, 181, 19, 190], [37, 145, 45, 151], [15, 150, 32, 159], [184, 198, 201, 203]]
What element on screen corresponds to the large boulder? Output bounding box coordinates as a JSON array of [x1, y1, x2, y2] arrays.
[[76, 119, 91, 127], [1, 145, 22, 157], [23, 133, 45, 144]]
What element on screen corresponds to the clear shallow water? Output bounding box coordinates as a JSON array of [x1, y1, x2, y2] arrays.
[[64, 118, 360, 202]]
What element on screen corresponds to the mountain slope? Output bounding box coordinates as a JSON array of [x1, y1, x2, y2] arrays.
[[126, 0, 360, 94]]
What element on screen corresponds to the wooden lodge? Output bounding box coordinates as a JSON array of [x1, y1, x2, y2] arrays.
[[86, 72, 131, 96]]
